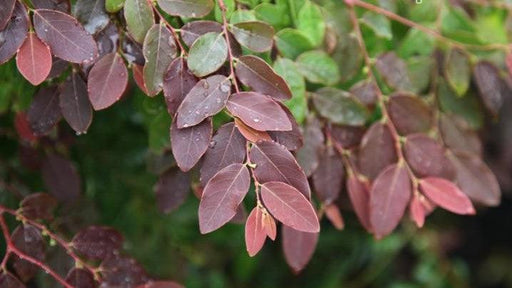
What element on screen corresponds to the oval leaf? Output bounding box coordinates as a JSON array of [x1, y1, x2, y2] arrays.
[[275, 28, 314, 60], [88, 53, 128, 110], [419, 177, 475, 215], [199, 163, 251, 234], [20, 193, 57, 221], [72, 226, 124, 260], [358, 122, 397, 180], [282, 226, 318, 274], [0, 3, 29, 65], [312, 87, 368, 126], [16, 32, 52, 85], [180, 20, 222, 48], [124, 0, 154, 43], [65, 268, 96, 288], [346, 174, 372, 232], [170, 118, 212, 172], [404, 134, 454, 179], [245, 207, 268, 257], [296, 118, 324, 177], [0, 0, 15, 30], [268, 103, 303, 151], [445, 48, 470, 96], [74, 0, 110, 34], [312, 146, 344, 204], [154, 167, 190, 213], [60, 72, 93, 134], [387, 93, 432, 135], [234, 118, 272, 143], [474, 61, 505, 115], [375, 52, 413, 92], [260, 181, 319, 233], [230, 21, 274, 52], [157, 0, 214, 18], [27, 86, 62, 136], [11, 225, 45, 282], [163, 57, 198, 116], [296, 51, 340, 86], [188, 32, 227, 77]]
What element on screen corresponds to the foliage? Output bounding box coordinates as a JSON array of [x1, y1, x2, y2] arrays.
[[0, 0, 511, 287]]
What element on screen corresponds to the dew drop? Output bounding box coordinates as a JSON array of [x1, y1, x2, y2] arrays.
[[220, 83, 230, 93], [191, 12, 196, 17], [75, 131, 82, 136], [209, 140, 216, 148], [182, 123, 190, 128], [216, 98, 221, 104], [202, 81, 209, 89], [253, 118, 261, 123]]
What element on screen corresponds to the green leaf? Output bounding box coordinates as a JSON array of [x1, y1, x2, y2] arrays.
[[296, 51, 340, 86], [296, 0, 325, 47], [254, 2, 290, 30], [124, 0, 155, 43], [398, 28, 434, 58], [332, 33, 362, 82], [157, 0, 214, 18], [215, 0, 234, 22], [409, 0, 441, 23], [361, 12, 392, 40], [188, 32, 228, 77], [273, 58, 307, 124], [445, 48, 471, 97], [230, 21, 274, 53], [407, 56, 433, 94], [149, 110, 172, 153], [275, 28, 314, 59], [312, 87, 368, 126], [106, 0, 125, 13], [437, 79, 483, 129], [230, 10, 256, 24], [475, 10, 507, 44]]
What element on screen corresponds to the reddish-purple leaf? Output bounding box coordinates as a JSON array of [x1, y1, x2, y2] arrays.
[[138, 281, 184, 288], [448, 152, 500, 206], [87, 53, 128, 110], [328, 124, 365, 149], [409, 193, 435, 228], [346, 174, 372, 232], [199, 163, 250, 234], [350, 80, 378, 106], [260, 181, 319, 233], [439, 114, 482, 155], [65, 268, 96, 288], [171, 118, 212, 172], [16, 32, 52, 85], [15, 112, 38, 143], [143, 24, 177, 96], [227, 92, 292, 131], [263, 211, 277, 240], [154, 167, 190, 213], [32, 0, 70, 12], [133, 64, 149, 95], [234, 118, 272, 143], [47, 57, 69, 79], [163, 57, 198, 116], [404, 134, 454, 179], [27, 86, 62, 136], [176, 75, 231, 128], [250, 140, 311, 198], [474, 61, 505, 115], [296, 118, 324, 177], [33, 9, 98, 63], [370, 164, 411, 239], [268, 103, 303, 151], [59, 72, 93, 134], [11, 225, 45, 282], [230, 205, 247, 224], [200, 122, 246, 186], [41, 154, 81, 202], [387, 93, 432, 135], [72, 226, 124, 260], [0, 0, 15, 30], [358, 122, 397, 180], [312, 146, 344, 204], [0, 2, 29, 64], [20, 193, 57, 221], [180, 20, 222, 48], [419, 177, 475, 215], [0, 272, 25, 288], [245, 207, 268, 257], [235, 55, 292, 100], [282, 226, 318, 274], [375, 52, 413, 91], [324, 203, 344, 230], [100, 255, 149, 287]]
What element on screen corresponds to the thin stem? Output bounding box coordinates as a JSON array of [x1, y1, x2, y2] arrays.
[[218, 0, 240, 93], [147, 0, 187, 56]]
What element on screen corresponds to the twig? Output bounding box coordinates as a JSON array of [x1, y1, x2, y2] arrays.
[[218, 0, 240, 93]]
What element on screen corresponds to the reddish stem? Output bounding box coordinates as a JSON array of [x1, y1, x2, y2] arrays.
[[147, 0, 187, 56], [218, 0, 240, 93]]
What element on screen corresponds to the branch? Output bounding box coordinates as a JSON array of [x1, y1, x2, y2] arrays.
[[218, 0, 240, 93]]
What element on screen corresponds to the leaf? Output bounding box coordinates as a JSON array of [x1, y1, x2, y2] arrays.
[[41, 154, 82, 202], [404, 134, 454, 179], [350, 80, 378, 106], [473, 61, 505, 115], [370, 164, 412, 238], [234, 118, 271, 143], [227, 92, 292, 131], [250, 140, 311, 198], [361, 11, 392, 40], [375, 52, 413, 92], [163, 57, 198, 116], [254, 2, 291, 30], [0, 0, 15, 30], [154, 167, 190, 213], [15, 32, 52, 85], [143, 24, 177, 96], [170, 118, 212, 172], [409, 193, 434, 228], [332, 33, 362, 82], [33, 9, 98, 64], [419, 177, 475, 215], [65, 268, 96, 288], [133, 64, 149, 94], [139, 281, 184, 288], [200, 122, 246, 186], [199, 163, 250, 233], [0, 272, 25, 288], [437, 78, 483, 129], [235, 55, 292, 100], [296, 0, 325, 47], [124, 0, 154, 43], [106, 0, 125, 12], [324, 204, 344, 230], [60, 72, 93, 134], [268, 103, 303, 151], [272, 58, 307, 123], [296, 51, 340, 85], [439, 114, 482, 155], [32, 0, 70, 12], [187, 32, 227, 77], [312, 87, 368, 126], [20, 193, 57, 221], [72, 226, 124, 260], [328, 124, 365, 149], [386, 93, 432, 135], [100, 255, 149, 287], [260, 182, 319, 233], [448, 152, 500, 206], [346, 174, 372, 232], [245, 207, 267, 257], [358, 122, 397, 180], [275, 28, 314, 60], [87, 53, 128, 110], [11, 225, 45, 282], [312, 146, 344, 204], [74, 0, 109, 34], [157, 0, 214, 18], [296, 118, 324, 177], [180, 20, 222, 48], [176, 75, 230, 128], [230, 21, 274, 52], [282, 226, 318, 274], [27, 86, 62, 136], [445, 47, 471, 96], [121, 36, 145, 65], [0, 3, 29, 65]]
